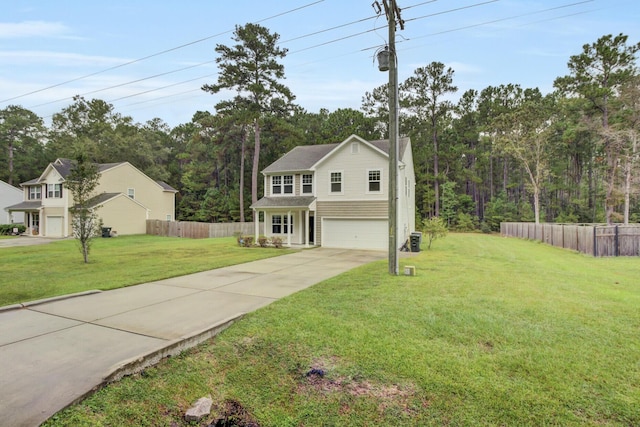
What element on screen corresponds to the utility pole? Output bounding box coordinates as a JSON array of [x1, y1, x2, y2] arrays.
[[378, 0, 404, 275]]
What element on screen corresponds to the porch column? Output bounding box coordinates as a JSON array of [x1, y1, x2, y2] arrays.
[[254, 210, 260, 242], [287, 210, 292, 247], [305, 209, 310, 247]]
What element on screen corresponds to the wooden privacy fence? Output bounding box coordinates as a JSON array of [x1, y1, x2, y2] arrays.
[[501, 223, 640, 257], [146, 220, 264, 239]]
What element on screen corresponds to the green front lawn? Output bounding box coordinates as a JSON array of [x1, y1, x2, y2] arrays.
[[0, 235, 293, 307], [45, 234, 640, 426]]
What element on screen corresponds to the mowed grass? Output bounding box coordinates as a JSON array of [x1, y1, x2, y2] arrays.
[[45, 234, 640, 426], [0, 235, 293, 307]]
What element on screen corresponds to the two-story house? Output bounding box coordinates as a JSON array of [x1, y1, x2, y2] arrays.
[[7, 158, 177, 237], [1, 180, 24, 224], [251, 134, 415, 250]]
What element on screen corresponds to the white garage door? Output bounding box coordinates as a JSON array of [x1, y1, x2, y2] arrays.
[[322, 218, 388, 250], [46, 216, 63, 237]]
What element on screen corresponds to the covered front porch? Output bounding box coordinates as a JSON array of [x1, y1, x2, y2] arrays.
[[6, 201, 42, 236], [251, 196, 316, 248]]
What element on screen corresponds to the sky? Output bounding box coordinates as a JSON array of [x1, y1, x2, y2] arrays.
[[1, 0, 639, 128]]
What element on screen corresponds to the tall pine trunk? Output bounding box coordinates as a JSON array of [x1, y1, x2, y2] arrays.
[[239, 127, 246, 223]]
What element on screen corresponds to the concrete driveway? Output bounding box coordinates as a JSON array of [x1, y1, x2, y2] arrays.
[[0, 236, 61, 248], [0, 247, 386, 427]]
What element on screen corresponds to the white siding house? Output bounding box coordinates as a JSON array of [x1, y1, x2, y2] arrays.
[[251, 134, 416, 250]]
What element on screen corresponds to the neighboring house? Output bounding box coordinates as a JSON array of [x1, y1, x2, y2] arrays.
[[1, 180, 25, 224], [6, 158, 177, 237], [251, 134, 416, 250]]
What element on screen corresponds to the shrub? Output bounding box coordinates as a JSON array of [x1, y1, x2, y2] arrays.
[[480, 222, 492, 234], [258, 236, 268, 247], [240, 236, 254, 247], [0, 224, 26, 235], [421, 217, 448, 249], [454, 212, 478, 232], [270, 236, 283, 248], [234, 232, 243, 246]]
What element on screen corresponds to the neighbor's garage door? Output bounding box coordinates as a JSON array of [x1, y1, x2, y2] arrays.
[[322, 218, 387, 250], [46, 216, 63, 237]]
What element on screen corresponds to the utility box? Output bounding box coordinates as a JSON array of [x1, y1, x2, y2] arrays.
[[101, 227, 112, 238], [410, 232, 422, 252], [404, 265, 416, 276]]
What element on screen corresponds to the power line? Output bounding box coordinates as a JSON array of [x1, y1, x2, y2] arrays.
[[405, 0, 594, 41], [16, 0, 597, 120], [0, 0, 325, 104], [404, 0, 500, 24], [30, 60, 217, 109]]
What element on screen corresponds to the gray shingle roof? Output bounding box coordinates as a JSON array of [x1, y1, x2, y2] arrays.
[[251, 196, 316, 209], [5, 201, 42, 211], [262, 144, 337, 173], [261, 137, 411, 174], [156, 181, 178, 192], [47, 159, 125, 180]]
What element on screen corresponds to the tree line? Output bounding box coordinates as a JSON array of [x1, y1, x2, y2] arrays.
[[1, 25, 638, 230]]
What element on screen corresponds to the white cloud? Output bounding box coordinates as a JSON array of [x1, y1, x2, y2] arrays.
[[0, 50, 130, 67], [0, 21, 72, 39]]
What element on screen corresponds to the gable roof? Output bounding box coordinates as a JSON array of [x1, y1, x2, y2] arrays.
[[261, 135, 411, 175], [80, 192, 148, 210]]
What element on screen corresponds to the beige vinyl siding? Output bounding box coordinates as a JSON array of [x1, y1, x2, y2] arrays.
[[315, 200, 387, 246], [97, 163, 174, 221], [98, 196, 148, 235], [315, 139, 387, 201]]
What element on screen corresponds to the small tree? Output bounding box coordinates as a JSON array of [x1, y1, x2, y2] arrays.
[[421, 216, 448, 249], [66, 151, 101, 263]]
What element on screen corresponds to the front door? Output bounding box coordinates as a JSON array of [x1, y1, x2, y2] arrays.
[[308, 216, 315, 244]]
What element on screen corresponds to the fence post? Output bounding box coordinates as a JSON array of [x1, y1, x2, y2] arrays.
[[615, 225, 619, 257], [593, 226, 597, 257]]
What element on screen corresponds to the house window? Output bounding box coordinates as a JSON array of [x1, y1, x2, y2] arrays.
[[272, 176, 282, 194], [302, 174, 313, 194], [330, 172, 342, 193], [29, 186, 41, 200], [271, 215, 293, 234], [283, 175, 293, 194], [47, 183, 62, 198], [272, 175, 293, 195], [368, 170, 381, 192], [166, 214, 172, 221], [128, 188, 135, 199]]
